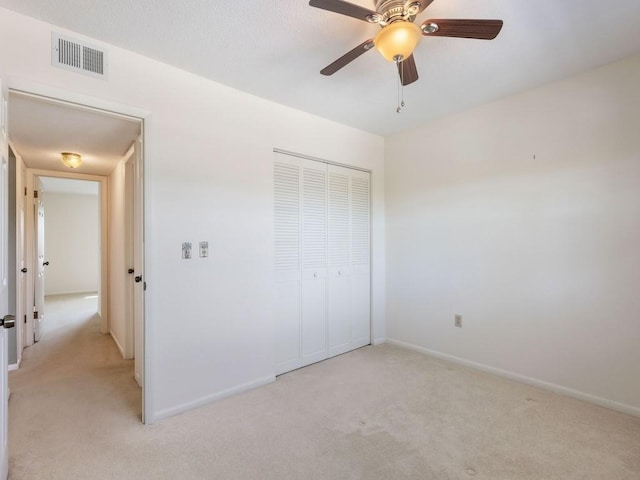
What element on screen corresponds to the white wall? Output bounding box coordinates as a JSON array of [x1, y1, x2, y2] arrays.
[[385, 54, 640, 415], [43, 191, 99, 296], [0, 8, 385, 422]]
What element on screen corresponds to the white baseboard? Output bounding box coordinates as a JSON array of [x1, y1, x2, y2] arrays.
[[152, 375, 276, 423], [45, 290, 98, 297], [8, 358, 21, 371], [387, 338, 640, 418], [372, 337, 386, 346], [109, 330, 127, 359]]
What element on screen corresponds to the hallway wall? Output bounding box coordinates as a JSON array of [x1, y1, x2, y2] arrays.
[[44, 192, 100, 295]]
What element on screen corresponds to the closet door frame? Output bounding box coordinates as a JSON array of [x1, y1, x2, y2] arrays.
[[273, 149, 372, 375]]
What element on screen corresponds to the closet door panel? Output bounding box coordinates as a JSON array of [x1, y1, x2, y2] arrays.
[[301, 270, 327, 365], [275, 281, 301, 374], [274, 158, 302, 374], [350, 172, 371, 348], [350, 274, 370, 349], [301, 161, 328, 366], [328, 269, 350, 357], [328, 168, 351, 357]]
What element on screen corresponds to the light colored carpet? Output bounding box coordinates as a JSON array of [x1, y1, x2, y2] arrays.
[[8, 294, 640, 479]]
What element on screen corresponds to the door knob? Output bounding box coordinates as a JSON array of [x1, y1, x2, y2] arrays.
[[134, 275, 143, 283], [1, 314, 15, 329], [128, 268, 135, 274], [21, 267, 27, 273], [43, 261, 50, 266]]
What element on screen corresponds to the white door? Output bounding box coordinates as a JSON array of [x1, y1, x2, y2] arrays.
[[300, 159, 328, 366], [15, 154, 26, 364], [327, 168, 351, 357], [132, 137, 144, 392], [274, 157, 302, 375], [327, 165, 371, 355], [33, 178, 45, 342], [274, 153, 371, 375], [1, 76, 12, 480], [348, 172, 371, 349]]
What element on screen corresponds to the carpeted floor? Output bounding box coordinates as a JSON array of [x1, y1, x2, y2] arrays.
[[8, 294, 640, 479]]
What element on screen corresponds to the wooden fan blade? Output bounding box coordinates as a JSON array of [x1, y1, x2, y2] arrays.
[[309, 0, 378, 22], [397, 54, 419, 86], [321, 40, 375, 76], [421, 19, 503, 39]]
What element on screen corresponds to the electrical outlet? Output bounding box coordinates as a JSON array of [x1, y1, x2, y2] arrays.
[[455, 315, 462, 328]]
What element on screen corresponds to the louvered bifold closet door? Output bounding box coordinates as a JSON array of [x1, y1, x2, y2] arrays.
[[274, 155, 303, 375], [349, 170, 371, 349], [274, 153, 370, 375], [300, 159, 329, 366]]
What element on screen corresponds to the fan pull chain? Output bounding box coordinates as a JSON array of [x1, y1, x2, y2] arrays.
[[396, 57, 405, 113]]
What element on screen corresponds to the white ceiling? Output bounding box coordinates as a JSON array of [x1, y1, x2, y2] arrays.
[[9, 92, 141, 176], [1, 1, 639, 136]]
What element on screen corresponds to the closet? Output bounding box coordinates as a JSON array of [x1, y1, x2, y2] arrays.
[[274, 152, 371, 375]]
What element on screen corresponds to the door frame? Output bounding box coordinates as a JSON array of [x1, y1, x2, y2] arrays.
[[7, 142, 25, 370], [24, 169, 108, 341], [6, 79, 149, 423]]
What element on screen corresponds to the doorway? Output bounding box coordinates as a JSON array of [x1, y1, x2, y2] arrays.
[[35, 176, 100, 342], [7, 89, 146, 421]]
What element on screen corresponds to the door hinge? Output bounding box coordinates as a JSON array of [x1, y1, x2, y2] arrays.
[[144, 281, 147, 291], [34, 311, 39, 319], [24, 187, 27, 196], [24, 314, 27, 324], [34, 190, 38, 198]]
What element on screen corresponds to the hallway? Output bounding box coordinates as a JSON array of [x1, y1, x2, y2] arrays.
[[8, 294, 141, 479]]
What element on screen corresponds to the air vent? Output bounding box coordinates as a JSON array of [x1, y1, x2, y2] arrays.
[[51, 33, 108, 80]]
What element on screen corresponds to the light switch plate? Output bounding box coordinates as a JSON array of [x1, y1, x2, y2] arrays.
[[182, 242, 192, 259], [199, 241, 208, 258]]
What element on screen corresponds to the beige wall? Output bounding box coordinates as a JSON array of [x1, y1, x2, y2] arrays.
[[0, 8, 385, 422], [385, 53, 640, 415], [44, 192, 99, 296]]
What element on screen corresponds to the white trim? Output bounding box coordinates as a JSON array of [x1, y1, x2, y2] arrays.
[[372, 337, 386, 346], [109, 330, 126, 359], [8, 358, 21, 371], [273, 148, 371, 174], [386, 338, 640, 418], [26, 169, 110, 336], [8, 80, 150, 425], [152, 375, 276, 423], [7, 82, 149, 121], [45, 290, 98, 297]]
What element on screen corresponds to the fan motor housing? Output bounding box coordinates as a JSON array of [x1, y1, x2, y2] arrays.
[[375, 0, 419, 23]]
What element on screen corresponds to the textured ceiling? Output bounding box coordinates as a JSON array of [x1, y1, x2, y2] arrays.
[[1, 0, 640, 136], [9, 92, 141, 176]]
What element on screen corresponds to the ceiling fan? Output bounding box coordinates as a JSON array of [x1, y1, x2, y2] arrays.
[[310, 0, 503, 90]]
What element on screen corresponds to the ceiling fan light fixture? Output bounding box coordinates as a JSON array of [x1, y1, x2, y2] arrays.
[[374, 21, 422, 62], [60, 152, 82, 169]]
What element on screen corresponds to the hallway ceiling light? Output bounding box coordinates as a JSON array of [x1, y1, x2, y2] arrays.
[[60, 152, 82, 169]]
